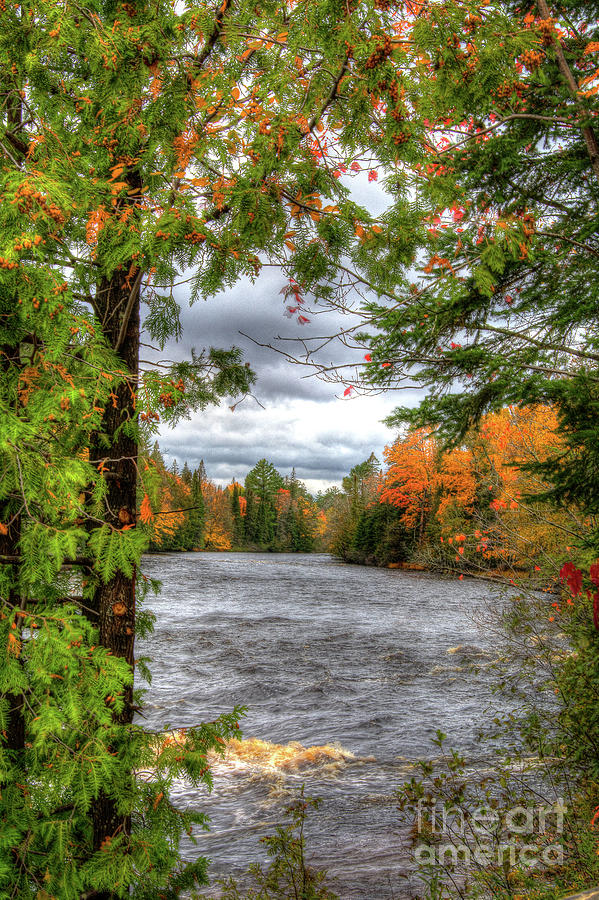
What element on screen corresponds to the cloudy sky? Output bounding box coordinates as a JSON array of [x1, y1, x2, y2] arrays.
[[150, 270, 423, 495], [150, 175, 423, 495]]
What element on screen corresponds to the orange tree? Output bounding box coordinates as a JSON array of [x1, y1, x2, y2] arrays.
[[351, 406, 578, 572], [0, 0, 411, 894], [379, 428, 437, 544]]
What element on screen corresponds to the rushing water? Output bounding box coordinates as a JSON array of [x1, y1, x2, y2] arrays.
[[139, 552, 506, 898]]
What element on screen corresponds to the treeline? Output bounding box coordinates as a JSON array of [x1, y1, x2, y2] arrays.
[[144, 404, 569, 573], [141, 445, 326, 553], [324, 405, 572, 577]]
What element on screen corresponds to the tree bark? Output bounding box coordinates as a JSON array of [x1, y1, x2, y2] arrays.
[[89, 265, 141, 863]]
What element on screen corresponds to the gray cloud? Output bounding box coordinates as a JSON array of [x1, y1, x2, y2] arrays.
[[144, 266, 368, 405], [157, 389, 400, 494]]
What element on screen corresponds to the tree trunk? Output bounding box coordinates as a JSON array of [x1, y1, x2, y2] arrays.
[[89, 266, 141, 862]]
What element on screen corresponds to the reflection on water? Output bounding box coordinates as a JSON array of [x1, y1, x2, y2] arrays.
[[139, 552, 506, 898]]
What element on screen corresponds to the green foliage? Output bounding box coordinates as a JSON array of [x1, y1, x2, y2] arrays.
[[244, 460, 284, 548], [349, 503, 412, 566], [89, 523, 149, 581], [231, 481, 245, 548]]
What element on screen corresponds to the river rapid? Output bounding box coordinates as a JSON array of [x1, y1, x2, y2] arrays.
[[139, 551, 507, 898]]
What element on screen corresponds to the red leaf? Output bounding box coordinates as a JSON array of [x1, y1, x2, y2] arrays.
[[560, 561, 583, 597], [594, 590, 599, 630], [343, 386, 353, 397], [364, 353, 372, 362], [590, 561, 599, 587]]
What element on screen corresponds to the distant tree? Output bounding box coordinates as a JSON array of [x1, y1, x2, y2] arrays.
[[294, 495, 319, 552], [229, 481, 245, 548], [379, 431, 438, 546], [273, 486, 318, 552], [326, 455, 380, 558], [342, 453, 380, 515], [188, 466, 206, 550], [244, 488, 257, 545], [245, 459, 284, 547], [275, 488, 295, 549], [204, 484, 233, 551]]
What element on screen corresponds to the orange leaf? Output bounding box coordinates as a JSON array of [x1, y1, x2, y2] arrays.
[[7, 632, 21, 657], [140, 493, 154, 524]]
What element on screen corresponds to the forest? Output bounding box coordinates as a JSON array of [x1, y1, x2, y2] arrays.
[[149, 403, 573, 587], [143, 448, 326, 553], [1, 0, 598, 896]]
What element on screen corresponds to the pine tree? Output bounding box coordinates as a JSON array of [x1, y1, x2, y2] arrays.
[[245, 460, 283, 548], [230, 482, 244, 548], [244, 488, 257, 545], [188, 466, 206, 550]]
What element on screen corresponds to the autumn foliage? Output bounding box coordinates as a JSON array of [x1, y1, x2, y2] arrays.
[[328, 404, 578, 578], [139, 450, 325, 554]]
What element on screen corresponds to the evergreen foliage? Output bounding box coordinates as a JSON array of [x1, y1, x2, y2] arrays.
[[1, 0, 408, 890], [244, 460, 284, 547]]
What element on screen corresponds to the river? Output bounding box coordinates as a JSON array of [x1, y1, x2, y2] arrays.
[[139, 551, 507, 898]]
